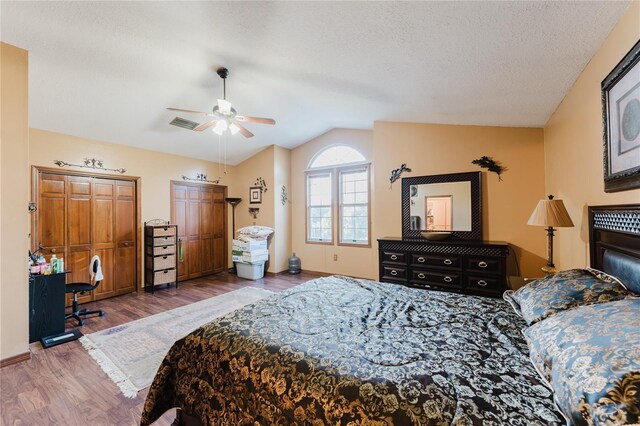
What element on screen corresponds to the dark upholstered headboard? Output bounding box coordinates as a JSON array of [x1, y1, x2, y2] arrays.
[[589, 204, 640, 294]]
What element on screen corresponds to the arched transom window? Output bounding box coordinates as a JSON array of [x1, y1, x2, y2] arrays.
[[306, 145, 370, 246]]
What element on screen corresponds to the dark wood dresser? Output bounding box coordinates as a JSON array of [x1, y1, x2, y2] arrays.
[[378, 237, 509, 298]]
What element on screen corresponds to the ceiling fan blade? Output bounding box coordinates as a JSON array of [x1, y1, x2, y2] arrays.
[[217, 99, 232, 114], [235, 116, 276, 125], [194, 118, 218, 132], [233, 121, 254, 138], [167, 107, 210, 115]]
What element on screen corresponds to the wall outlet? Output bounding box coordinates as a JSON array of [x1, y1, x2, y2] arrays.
[[333, 254, 338, 261]]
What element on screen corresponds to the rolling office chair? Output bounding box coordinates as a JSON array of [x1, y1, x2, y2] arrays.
[[65, 255, 106, 326]]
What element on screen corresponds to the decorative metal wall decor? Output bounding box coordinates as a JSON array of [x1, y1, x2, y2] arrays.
[[281, 185, 288, 205], [254, 177, 268, 193], [181, 173, 220, 184], [248, 207, 260, 219], [54, 158, 126, 174], [471, 156, 506, 181], [389, 163, 411, 186], [602, 39, 640, 193]]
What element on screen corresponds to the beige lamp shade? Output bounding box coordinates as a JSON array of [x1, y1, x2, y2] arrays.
[[527, 196, 574, 227]]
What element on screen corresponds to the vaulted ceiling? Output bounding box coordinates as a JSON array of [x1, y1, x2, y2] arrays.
[[1, 1, 630, 164]]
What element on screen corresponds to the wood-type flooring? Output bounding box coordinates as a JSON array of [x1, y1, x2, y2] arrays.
[[1, 271, 324, 426]]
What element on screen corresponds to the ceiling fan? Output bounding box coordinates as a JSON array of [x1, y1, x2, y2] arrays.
[[167, 67, 275, 138]]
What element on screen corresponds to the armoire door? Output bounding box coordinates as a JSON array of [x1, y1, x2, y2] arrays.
[[172, 184, 189, 281], [171, 182, 227, 281], [67, 175, 93, 305], [115, 180, 136, 295], [92, 178, 116, 300]]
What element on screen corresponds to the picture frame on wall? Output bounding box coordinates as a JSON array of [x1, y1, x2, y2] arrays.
[[601, 40, 640, 193], [249, 187, 262, 204]]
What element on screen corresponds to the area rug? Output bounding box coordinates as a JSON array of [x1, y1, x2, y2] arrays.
[[80, 287, 274, 398]]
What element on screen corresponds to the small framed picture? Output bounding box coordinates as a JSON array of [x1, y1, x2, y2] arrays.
[[602, 40, 640, 193], [249, 187, 262, 204]]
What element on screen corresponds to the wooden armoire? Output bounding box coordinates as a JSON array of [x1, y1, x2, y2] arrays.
[[171, 181, 227, 281], [32, 168, 140, 305]]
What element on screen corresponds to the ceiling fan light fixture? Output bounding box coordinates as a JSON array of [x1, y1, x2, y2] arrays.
[[229, 123, 240, 135], [212, 120, 228, 135]]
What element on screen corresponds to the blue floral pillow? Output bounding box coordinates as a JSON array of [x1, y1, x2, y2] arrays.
[[505, 269, 632, 325], [524, 298, 640, 425]]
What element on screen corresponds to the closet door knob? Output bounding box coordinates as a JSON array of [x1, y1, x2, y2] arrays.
[[443, 276, 452, 283], [443, 259, 452, 265], [478, 261, 488, 268], [478, 280, 488, 287]]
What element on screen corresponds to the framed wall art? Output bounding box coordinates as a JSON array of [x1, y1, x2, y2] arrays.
[[249, 186, 262, 204], [601, 39, 640, 193]]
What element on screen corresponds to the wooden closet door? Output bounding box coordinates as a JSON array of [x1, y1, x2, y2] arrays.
[[92, 179, 116, 300], [115, 181, 136, 295], [173, 185, 189, 281], [212, 188, 226, 272], [200, 187, 214, 275], [37, 173, 67, 260], [187, 187, 202, 278], [66, 176, 93, 305]]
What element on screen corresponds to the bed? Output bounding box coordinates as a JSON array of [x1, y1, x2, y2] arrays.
[[140, 205, 640, 426]]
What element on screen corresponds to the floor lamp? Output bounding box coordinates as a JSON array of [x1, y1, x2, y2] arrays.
[[225, 197, 242, 274], [527, 195, 574, 274]]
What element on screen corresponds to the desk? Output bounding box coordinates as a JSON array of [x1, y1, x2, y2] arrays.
[[29, 272, 68, 343]]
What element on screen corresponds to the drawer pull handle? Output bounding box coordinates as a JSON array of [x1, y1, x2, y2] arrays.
[[162, 246, 168, 249], [478, 261, 488, 268], [390, 270, 398, 276], [444, 259, 452, 265], [163, 270, 168, 274], [478, 280, 488, 287], [424, 284, 431, 289], [417, 257, 425, 263], [390, 254, 398, 260], [51, 248, 57, 253], [124, 242, 129, 247], [417, 273, 425, 279], [444, 276, 452, 283], [163, 256, 168, 259]]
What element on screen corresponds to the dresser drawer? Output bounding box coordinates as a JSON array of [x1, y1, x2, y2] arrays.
[[152, 236, 176, 246], [411, 254, 461, 270], [382, 265, 407, 281], [145, 226, 177, 237], [410, 270, 462, 289], [146, 254, 176, 271], [465, 275, 503, 293], [381, 251, 406, 264], [466, 257, 501, 274], [148, 268, 176, 285], [146, 244, 176, 256]]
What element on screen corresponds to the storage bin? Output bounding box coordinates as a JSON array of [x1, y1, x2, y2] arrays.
[[236, 261, 265, 280]]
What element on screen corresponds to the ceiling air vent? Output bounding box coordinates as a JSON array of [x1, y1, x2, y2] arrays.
[[169, 117, 200, 130]]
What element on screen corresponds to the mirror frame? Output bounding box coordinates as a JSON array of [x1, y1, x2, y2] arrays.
[[402, 171, 482, 240]]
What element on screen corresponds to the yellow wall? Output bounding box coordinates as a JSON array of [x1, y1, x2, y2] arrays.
[[29, 129, 238, 284], [373, 121, 547, 278], [544, 2, 640, 270], [1, 43, 30, 361], [291, 129, 377, 279], [273, 145, 292, 272], [230, 146, 278, 272]]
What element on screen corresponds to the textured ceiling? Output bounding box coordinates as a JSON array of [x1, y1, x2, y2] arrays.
[[0, 1, 630, 164]]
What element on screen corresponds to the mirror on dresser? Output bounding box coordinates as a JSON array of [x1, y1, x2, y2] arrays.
[[402, 171, 482, 240]]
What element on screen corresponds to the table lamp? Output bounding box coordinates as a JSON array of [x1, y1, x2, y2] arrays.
[[527, 195, 574, 274]]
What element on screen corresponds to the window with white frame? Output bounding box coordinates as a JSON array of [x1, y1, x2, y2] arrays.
[[306, 145, 370, 246]]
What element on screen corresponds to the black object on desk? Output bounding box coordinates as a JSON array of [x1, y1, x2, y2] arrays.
[[29, 271, 74, 344]]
